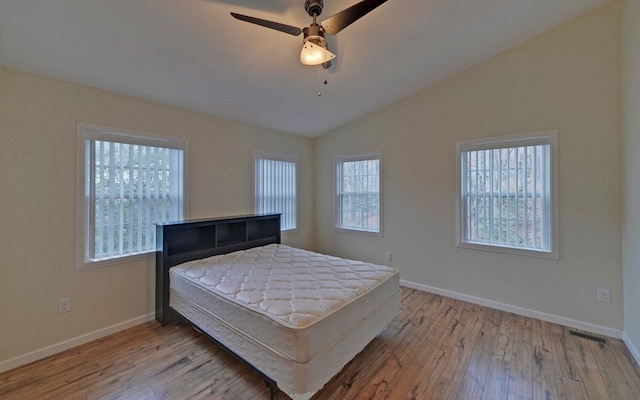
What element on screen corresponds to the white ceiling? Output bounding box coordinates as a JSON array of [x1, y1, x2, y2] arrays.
[[0, 0, 609, 137]]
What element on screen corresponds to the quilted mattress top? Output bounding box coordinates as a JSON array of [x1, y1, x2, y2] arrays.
[[170, 244, 399, 329]]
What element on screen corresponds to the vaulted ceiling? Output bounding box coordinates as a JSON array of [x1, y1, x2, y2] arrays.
[[0, 0, 610, 137]]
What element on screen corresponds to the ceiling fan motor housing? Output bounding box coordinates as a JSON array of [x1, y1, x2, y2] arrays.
[[305, 0, 324, 16], [303, 23, 323, 38]]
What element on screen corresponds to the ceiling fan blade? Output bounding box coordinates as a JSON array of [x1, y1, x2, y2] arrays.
[[321, 0, 388, 35], [230, 12, 302, 36]]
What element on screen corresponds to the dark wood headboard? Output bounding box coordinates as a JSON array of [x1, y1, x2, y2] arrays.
[[155, 214, 281, 325]]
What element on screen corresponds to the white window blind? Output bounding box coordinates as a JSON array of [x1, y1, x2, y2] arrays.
[[254, 151, 297, 231], [335, 153, 382, 234], [78, 124, 185, 269], [457, 131, 557, 258]]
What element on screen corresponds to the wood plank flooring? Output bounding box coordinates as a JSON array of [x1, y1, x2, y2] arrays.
[[1, 288, 639, 400]]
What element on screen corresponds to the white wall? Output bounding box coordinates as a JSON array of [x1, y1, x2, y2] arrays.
[[0, 67, 314, 367], [622, 0, 640, 361], [315, 3, 623, 333]]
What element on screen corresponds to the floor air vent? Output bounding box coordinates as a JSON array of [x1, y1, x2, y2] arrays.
[[568, 330, 607, 344]]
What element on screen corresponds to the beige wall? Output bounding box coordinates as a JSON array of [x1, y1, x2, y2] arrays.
[[315, 3, 623, 331], [622, 0, 640, 358], [0, 67, 314, 364], [3, 0, 637, 370]]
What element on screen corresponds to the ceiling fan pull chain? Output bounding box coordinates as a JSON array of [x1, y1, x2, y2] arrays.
[[317, 66, 328, 96]]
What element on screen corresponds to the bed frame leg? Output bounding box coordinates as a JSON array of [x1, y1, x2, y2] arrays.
[[265, 380, 276, 400]]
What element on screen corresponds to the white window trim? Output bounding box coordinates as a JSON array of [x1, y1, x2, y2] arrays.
[[252, 149, 298, 232], [76, 123, 188, 271], [334, 151, 383, 237], [455, 130, 559, 259]]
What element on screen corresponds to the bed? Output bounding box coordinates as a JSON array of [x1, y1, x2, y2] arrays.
[[155, 214, 400, 400]]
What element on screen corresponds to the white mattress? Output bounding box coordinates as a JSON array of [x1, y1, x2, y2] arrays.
[[169, 244, 400, 398]]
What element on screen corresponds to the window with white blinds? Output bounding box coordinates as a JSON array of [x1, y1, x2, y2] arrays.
[[456, 131, 558, 258], [335, 152, 382, 235], [253, 151, 297, 231], [77, 123, 186, 270]]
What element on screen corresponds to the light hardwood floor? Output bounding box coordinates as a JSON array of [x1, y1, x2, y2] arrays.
[[1, 288, 639, 399]]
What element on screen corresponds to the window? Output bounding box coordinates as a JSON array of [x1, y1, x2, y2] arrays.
[[77, 123, 186, 270], [253, 150, 297, 231], [456, 130, 558, 258], [335, 152, 382, 235]]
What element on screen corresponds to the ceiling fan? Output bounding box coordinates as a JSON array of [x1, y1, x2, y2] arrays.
[[231, 0, 388, 69]]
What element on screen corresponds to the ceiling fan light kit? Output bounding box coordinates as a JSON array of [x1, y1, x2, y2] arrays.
[[231, 0, 388, 68], [300, 39, 336, 66], [300, 26, 335, 66]]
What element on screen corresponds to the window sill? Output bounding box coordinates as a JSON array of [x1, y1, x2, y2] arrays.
[[456, 241, 558, 260], [76, 251, 154, 271], [334, 227, 383, 237]]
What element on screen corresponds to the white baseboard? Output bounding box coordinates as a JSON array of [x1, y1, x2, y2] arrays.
[[3, 288, 636, 375], [623, 332, 640, 366], [0, 313, 155, 374], [400, 279, 624, 339]]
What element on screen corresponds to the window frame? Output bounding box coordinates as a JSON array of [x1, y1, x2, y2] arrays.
[[76, 123, 188, 271], [334, 151, 383, 236], [455, 130, 558, 259], [252, 149, 298, 232]]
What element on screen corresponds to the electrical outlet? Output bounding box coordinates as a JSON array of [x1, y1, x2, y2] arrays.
[[385, 251, 392, 261], [597, 288, 610, 303], [58, 298, 71, 314]]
